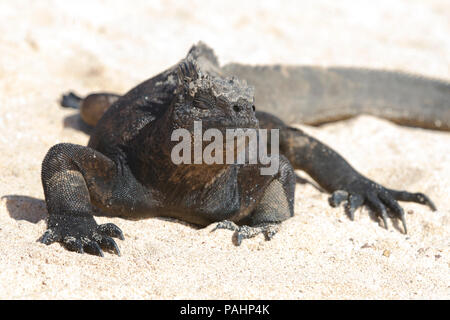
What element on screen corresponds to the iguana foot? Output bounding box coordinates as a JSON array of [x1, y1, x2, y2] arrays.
[[211, 220, 280, 246], [40, 214, 124, 257], [60, 92, 82, 109], [329, 178, 436, 234]]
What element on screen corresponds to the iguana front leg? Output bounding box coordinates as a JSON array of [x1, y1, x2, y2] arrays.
[[212, 156, 295, 245], [211, 220, 281, 246], [279, 126, 436, 233], [41, 143, 154, 256]]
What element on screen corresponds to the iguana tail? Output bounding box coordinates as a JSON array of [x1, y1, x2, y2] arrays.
[[221, 64, 450, 131], [60, 42, 450, 131]]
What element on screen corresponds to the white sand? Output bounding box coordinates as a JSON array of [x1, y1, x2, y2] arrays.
[[0, 0, 449, 299]]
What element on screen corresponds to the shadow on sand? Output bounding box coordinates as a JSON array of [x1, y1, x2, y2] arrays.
[[2, 195, 47, 224], [63, 113, 93, 135]]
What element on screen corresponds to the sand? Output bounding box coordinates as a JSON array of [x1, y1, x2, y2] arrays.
[[0, 0, 449, 299]]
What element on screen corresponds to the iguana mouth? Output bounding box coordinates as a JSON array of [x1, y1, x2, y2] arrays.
[[201, 118, 259, 130]]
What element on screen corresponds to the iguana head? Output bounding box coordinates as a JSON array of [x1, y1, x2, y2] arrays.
[[171, 57, 259, 132]]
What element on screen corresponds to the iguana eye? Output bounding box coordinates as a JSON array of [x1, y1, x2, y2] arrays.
[[252, 105, 256, 112]]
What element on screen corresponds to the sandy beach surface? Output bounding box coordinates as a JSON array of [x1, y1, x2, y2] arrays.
[[0, 0, 449, 299]]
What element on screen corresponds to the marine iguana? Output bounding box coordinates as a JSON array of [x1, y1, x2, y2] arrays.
[[40, 42, 441, 256]]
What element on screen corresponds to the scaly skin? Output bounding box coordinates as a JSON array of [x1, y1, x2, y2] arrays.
[[222, 64, 450, 131], [45, 43, 436, 256]]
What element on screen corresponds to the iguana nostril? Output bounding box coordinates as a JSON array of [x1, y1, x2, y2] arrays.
[[233, 105, 241, 112]]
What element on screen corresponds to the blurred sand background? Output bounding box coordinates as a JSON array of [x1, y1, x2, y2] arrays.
[[0, 0, 449, 299]]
